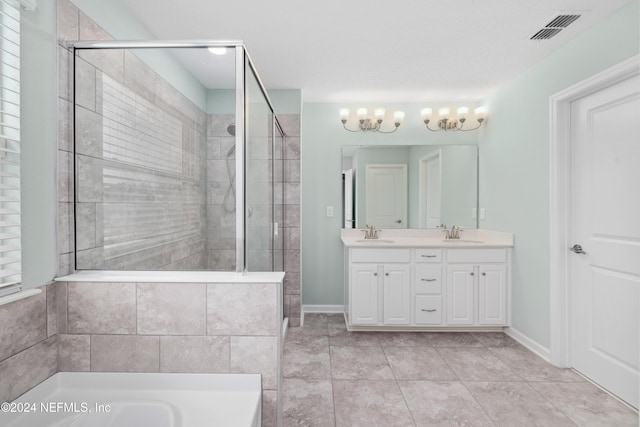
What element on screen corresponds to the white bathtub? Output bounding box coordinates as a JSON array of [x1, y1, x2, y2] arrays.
[[2, 372, 261, 427]]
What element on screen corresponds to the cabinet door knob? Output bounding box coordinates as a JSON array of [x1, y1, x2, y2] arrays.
[[385, 273, 389, 276], [421, 309, 437, 312], [373, 273, 378, 276], [482, 272, 486, 276], [421, 278, 436, 282], [470, 272, 474, 276]]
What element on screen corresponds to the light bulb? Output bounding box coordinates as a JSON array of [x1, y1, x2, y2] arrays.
[[474, 106, 488, 120], [438, 108, 450, 120], [374, 108, 386, 122], [420, 108, 432, 121], [339, 108, 350, 122], [393, 111, 405, 124], [357, 108, 368, 121], [456, 107, 469, 119]]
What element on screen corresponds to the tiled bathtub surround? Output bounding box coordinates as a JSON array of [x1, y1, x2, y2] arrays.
[[0, 285, 57, 402], [56, 276, 283, 427]]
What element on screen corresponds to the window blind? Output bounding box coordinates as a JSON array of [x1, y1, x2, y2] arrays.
[[0, 0, 21, 297]]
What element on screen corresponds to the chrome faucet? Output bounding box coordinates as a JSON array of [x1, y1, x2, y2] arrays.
[[363, 224, 380, 240], [443, 225, 462, 240]]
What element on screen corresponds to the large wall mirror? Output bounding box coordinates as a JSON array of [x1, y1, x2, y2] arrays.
[[342, 145, 478, 229]]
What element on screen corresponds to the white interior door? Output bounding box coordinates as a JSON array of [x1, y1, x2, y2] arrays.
[[424, 153, 441, 228], [343, 169, 354, 228], [365, 164, 407, 228], [570, 73, 640, 408]]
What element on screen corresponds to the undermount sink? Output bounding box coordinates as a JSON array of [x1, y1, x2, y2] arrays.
[[355, 239, 395, 243], [442, 239, 483, 244]]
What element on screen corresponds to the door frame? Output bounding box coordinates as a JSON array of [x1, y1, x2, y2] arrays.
[[418, 150, 442, 228], [549, 55, 639, 368]]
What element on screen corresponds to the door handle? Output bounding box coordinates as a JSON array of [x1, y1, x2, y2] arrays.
[[395, 219, 402, 223], [569, 244, 586, 255]]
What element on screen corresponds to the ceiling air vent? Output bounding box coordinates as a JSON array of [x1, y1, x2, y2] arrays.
[[529, 13, 582, 40]]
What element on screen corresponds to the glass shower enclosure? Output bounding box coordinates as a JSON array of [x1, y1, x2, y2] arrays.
[[72, 41, 284, 273]]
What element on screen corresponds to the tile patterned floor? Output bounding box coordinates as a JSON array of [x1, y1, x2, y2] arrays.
[[282, 314, 638, 427]]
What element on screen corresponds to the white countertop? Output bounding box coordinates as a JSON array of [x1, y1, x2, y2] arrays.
[[341, 228, 514, 248]]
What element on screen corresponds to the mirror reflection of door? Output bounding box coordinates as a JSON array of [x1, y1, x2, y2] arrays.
[[419, 151, 442, 228], [365, 164, 407, 228], [342, 169, 355, 228]]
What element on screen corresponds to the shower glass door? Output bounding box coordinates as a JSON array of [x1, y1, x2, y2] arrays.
[[244, 58, 276, 271]]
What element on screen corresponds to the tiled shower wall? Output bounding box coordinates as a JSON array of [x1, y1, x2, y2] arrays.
[[58, 1, 301, 299], [72, 42, 208, 271], [58, 1, 210, 273], [280, 117, 301, 327], [206, 114, 237, 270]]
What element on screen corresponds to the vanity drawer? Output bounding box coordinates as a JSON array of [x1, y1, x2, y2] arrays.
[[415, 296, 442, 325], [414, 264, 442, 294], [415, 249, 442, 263], [447, 249, 507, 263], [351, 248, 411, 263]]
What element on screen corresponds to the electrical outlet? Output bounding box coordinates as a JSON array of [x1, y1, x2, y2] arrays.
[[326, 206, 334, 217], [472, 207, 477, 219], [480, 208, 486, 220]]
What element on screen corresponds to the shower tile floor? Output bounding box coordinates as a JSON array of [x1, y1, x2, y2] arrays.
[[281, 314, 638, 427]]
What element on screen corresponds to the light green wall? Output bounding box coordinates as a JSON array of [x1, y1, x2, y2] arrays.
[[21, 0, 57, 287], [479, 0, 639, 348], [301, 103, 477, 305], [206, 89, 302, 115], [71, 0, 208, 110], [207, 89, 235, 114], [269, 89, 302, 115]]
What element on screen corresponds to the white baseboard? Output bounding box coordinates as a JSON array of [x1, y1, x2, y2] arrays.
[[504, 326, 551, 362], [301, 305, 345, 326], [302, 304, 345, 314]]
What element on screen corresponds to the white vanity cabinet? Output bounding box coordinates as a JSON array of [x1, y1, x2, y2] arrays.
[[347, 249, 411, 326], [344, 245, 511, 330], [446, 249, 508, 326]]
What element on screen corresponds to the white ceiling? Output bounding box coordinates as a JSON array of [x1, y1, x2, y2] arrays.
[[117, 0, 633, 103]]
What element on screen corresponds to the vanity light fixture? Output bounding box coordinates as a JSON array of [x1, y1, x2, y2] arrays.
[[340, 108, 405, 133], [421, 106, 488, 131]]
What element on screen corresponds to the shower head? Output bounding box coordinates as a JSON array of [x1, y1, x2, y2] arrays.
[[227, 123, 236, 136]]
